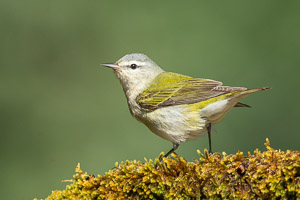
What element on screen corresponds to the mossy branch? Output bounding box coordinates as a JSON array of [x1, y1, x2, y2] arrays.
[[37, 139, 299, 199]]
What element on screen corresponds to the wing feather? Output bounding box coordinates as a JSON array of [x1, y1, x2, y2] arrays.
[[136, 72, 247, 110]]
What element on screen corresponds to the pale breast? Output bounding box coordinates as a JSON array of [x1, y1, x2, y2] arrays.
[[141, 104, 207, 143]]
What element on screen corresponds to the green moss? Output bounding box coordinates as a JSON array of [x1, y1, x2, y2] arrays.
[[38, 139, 300, 199]]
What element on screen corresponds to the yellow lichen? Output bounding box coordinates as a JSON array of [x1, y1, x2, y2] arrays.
[[39, 139, 299, 200]]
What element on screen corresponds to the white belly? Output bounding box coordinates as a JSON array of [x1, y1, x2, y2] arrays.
[[138, 104, 207, 144]]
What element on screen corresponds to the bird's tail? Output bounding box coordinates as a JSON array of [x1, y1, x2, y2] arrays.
[[234, 87, 271, 108], [245, 87, 271, 94]]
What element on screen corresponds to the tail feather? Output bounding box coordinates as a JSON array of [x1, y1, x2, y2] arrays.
[[235, 102, 251, 108], [234, 87, 271, 108], [246, 87, 271, 93]]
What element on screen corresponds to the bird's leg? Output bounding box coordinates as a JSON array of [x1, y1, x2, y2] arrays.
[[207, 123, 213, 155], [163, 143, 179, 158]]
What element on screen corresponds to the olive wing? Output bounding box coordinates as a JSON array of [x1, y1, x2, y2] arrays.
[[136, 78, 245, 110]]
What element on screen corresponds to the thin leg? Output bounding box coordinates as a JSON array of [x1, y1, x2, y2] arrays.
[[164, 143, 179, 158], [207, 123, 213, 154]]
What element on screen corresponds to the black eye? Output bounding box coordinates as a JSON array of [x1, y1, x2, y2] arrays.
[[130, 64, 137, 69]]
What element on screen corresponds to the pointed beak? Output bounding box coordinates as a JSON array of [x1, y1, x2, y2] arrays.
[[101, 63, 119, 69]]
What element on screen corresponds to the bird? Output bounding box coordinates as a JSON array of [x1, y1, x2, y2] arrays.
[[102, 53, 270, 158]]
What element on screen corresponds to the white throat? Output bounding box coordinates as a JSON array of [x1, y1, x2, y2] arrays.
[[114, 67, 164, 116]]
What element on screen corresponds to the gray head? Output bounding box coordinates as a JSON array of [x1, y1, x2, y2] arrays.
[[116, 53, 156, 65], [102, 53, 164, 95]]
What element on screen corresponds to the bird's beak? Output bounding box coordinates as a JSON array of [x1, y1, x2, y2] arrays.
[[101, 63, 119, 69]]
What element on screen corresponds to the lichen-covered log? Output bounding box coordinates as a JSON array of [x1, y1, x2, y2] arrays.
[[39, 139, 299, 199]]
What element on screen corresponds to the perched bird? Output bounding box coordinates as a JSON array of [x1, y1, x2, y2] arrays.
[[102, 53, 270, 157]]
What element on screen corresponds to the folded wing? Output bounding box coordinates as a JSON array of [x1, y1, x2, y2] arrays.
[[136, 72, 247, 110]]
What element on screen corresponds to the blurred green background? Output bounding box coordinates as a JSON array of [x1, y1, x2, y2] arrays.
[[1, 0, 299, 199]]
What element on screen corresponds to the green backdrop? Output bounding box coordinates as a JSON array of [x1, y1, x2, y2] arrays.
[[0, 1, 299, 199]]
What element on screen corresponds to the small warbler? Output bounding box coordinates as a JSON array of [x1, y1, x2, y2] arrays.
[[102, 53, 270, 157]]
